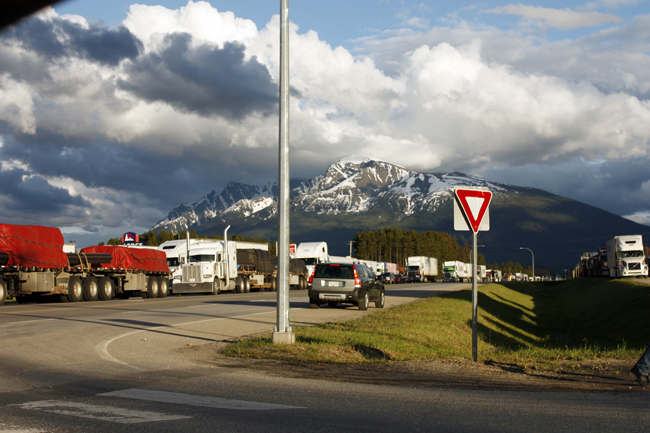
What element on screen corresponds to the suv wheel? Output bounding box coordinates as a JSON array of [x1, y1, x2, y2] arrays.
[[358, 292, 368, 311], [309, 300, 320, 309], [375, 289, 385, 308]]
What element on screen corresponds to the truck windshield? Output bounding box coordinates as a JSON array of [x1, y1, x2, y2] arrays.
[[167, 258, 180, 267], [301, 258, 318, 266], [406, 266, 419, 271], [189, 254, 215, 263], [620, 251, 644, 258]]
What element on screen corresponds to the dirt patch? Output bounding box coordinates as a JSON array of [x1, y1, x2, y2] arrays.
[[178, 342, 648, 393]]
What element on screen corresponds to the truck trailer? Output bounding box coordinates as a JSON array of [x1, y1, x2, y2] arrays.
[[405, 256, 438, 282], [0, 224, 171, 306]]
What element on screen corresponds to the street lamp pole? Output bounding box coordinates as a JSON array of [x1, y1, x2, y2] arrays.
[[520, 247, 534, 281]]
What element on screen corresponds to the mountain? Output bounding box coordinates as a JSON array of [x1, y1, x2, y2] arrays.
[[151, 158, 650, 272]]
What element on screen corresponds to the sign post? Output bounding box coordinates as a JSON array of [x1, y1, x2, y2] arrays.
[[453, 187, 492, 362]]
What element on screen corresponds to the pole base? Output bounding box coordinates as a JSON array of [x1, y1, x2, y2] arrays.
[[272, 331, 295, 345]]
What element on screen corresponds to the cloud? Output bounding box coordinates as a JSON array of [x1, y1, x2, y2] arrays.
[[486, 4, 623, 29], [0, 1, 648, 246], [118, 33, 277, 119]]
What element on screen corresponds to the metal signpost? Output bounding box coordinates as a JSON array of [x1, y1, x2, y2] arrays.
[[273, 0, 294, 344], [453, 187, 492, 361]]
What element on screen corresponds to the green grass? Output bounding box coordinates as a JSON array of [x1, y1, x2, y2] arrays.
[[222, 279, 650, 369]]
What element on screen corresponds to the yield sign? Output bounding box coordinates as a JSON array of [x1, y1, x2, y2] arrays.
[[454, 188, 492, 233]]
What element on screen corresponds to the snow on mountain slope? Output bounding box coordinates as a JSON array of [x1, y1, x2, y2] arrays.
[[151, 157, 512, 233]]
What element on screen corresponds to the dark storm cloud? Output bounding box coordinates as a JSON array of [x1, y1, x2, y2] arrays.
[[0, 166, 88, 213], [1, 16, 141, 66], [118, 33, 278, 120]]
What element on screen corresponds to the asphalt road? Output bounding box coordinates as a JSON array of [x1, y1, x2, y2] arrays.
[[0, 283, 648, 433]]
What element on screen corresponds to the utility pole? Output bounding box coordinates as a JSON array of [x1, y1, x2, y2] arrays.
[[273, 0, 294, 344]]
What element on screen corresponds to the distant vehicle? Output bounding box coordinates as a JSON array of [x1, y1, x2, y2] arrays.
[[393, 273, 406, 284], [293, 242, 329, 276], [442, 261, 466, 282], [606, 235, 648, 278], [379, 272, 396, 284], [308, 262, 385, 310], [405, 256, 438, 282]]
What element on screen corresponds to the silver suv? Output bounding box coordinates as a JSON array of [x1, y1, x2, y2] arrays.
[[308, 262, 385, 310]]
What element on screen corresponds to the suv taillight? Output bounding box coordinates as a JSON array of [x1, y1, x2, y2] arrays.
[[353, 265, 361, 288], [308, 270, 314, 284]]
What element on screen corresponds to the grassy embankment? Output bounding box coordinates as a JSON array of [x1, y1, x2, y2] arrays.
[[223, 278, 650, 371]]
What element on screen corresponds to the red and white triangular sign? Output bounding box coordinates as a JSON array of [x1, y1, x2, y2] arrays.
[[454, 189, 492, 233]]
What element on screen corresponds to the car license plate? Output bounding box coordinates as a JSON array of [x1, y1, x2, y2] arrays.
[[328, 281, 340, 287]]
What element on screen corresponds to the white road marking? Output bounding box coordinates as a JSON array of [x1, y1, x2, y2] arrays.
[[100, 388, 306, 410], [95, 310, 274, 370], [10, 400, 191, 424], [0, 424, 46, 433]]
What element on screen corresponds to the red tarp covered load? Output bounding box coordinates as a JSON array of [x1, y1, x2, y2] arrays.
[[0, 224, 68, 268], [80, 246, 169, 273]]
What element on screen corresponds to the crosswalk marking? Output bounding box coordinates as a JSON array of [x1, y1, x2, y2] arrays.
[[10, 400, 191, 424], [99, 388, 306, 410]]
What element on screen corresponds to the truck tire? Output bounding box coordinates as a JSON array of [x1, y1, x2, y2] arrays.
[[0, 278, 6, 307], [145, 276, 159, 299], [235, 276, 244, 293], [82, 277, 99, 302], [270, 277, 277, 292], [67, 276, 83, 302], [158, 277, 169, 298], [299, 275, 307, 290], [211, 278, 221, 295], [98, 277, 114, 301], [243, 277, 251, 293]]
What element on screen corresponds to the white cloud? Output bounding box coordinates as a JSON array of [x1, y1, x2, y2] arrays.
[[486, 4, 624, 29], [1, 1, 649, 244]]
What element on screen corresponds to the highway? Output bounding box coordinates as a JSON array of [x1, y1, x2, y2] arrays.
[[0, 283, 648, 433]]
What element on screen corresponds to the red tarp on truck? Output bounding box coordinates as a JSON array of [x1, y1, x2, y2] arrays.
[[0, 224, 68, 268], [80, 246, 169, 273]]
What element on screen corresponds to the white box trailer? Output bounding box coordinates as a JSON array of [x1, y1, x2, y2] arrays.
[[606, 235, 648, 278], [405, 256, 438, 282]]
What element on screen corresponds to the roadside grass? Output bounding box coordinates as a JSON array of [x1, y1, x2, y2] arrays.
[[222, 279, 650, 371]]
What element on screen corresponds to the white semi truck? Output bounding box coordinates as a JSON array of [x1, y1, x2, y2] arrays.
[[606, 235, 648, 278], [405, 256, 438, 282], [293, 242, 329, 276]]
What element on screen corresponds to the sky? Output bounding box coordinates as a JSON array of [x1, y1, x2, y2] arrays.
[[0, 0, 649, 247]]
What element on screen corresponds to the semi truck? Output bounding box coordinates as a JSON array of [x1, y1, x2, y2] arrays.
[[293, 242, 329, 276], [172, 226, 308, 295], [405, 256, 438, 282], [0, 224, 171, 306], [442, 261, 466, 282], [606, 235, 648, 278]]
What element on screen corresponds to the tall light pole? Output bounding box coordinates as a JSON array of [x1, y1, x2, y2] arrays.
[[520, 247, 534, 281], [273, 0, 294, 344]]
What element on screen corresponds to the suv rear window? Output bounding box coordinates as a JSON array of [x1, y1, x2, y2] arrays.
[[315, 264, 355, 279]]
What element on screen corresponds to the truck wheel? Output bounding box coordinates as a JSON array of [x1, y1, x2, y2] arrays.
[[211, 278, 221, 295], [235, 276, 244, 293], [299, 275, 307, 290], [158, 277, 169, 298], [146, 276, 159, 299], [243, 277, 251, 293], [0, 279, 6, 307], [67, 276, 83, 302], [271, 277, 277, 292], [83, 277, 99, 302], [98, 277, 114, 301]]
